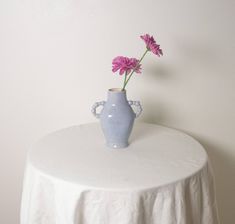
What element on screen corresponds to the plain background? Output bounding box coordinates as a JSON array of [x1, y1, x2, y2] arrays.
[[0, 0, 234, 223]]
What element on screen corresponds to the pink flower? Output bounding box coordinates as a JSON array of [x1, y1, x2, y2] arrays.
[[140, 34, 163, 56], [112, 56, 142, 75]]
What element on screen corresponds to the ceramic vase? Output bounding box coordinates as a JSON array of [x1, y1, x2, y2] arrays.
[[92, 88, 142, 148]]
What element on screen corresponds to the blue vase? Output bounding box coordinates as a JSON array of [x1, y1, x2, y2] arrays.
[[92, 88, 142, 148]]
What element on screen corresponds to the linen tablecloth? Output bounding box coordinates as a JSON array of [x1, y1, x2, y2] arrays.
[[21, 123, 219, 224]]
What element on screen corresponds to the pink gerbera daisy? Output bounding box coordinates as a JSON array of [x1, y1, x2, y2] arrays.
[[112, 56, 142, 75], [140, 34, 163, 56]]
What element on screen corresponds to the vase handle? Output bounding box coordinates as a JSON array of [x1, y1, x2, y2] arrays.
[[91, 101, 106, 119], [128, 100, 142, 118]]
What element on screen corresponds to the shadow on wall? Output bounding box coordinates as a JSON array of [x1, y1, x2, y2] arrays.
[[138, 40, 220, 124], [175, 40, 220, 69], [144, 63, 176, 81], [139, 64, 179, 125], [143, 39, 220, 82]]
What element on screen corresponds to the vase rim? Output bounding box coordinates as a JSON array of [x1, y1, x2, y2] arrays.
[[108, 88, 126, 93]]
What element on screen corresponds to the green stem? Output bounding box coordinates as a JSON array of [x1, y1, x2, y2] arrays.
[[122, 71, 127, 90], [123, 48, 149, 90]]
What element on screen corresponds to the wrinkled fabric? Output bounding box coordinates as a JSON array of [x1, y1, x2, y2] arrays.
[[20, 123, 219, 224], [21, 162, 219, 224]]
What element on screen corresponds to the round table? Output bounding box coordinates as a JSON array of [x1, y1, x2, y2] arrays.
[[21, 122, 219, 224]]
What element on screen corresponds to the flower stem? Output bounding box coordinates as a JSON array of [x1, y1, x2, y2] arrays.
[[122, 71, 127, 90], [122, 48, 149, 90]]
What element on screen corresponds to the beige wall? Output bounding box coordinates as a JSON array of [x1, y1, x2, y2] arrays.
[[0, 0, 234, 223]]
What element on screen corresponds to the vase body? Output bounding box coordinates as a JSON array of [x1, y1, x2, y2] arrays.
[[92, 88, 142, 148]]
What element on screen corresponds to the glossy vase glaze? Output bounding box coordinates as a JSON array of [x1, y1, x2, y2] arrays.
[[92, 88, 142, 148]]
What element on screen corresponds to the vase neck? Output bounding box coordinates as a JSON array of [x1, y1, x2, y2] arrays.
[[107, 88, 127, 102]]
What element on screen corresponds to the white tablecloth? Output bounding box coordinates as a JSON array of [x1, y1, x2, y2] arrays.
[[21, 123, 219, 224]]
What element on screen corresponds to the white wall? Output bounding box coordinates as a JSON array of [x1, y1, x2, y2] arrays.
[[0, 0, 234, 223]]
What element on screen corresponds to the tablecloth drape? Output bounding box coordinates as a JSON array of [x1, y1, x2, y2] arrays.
[[21, 123, 219, 224]]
